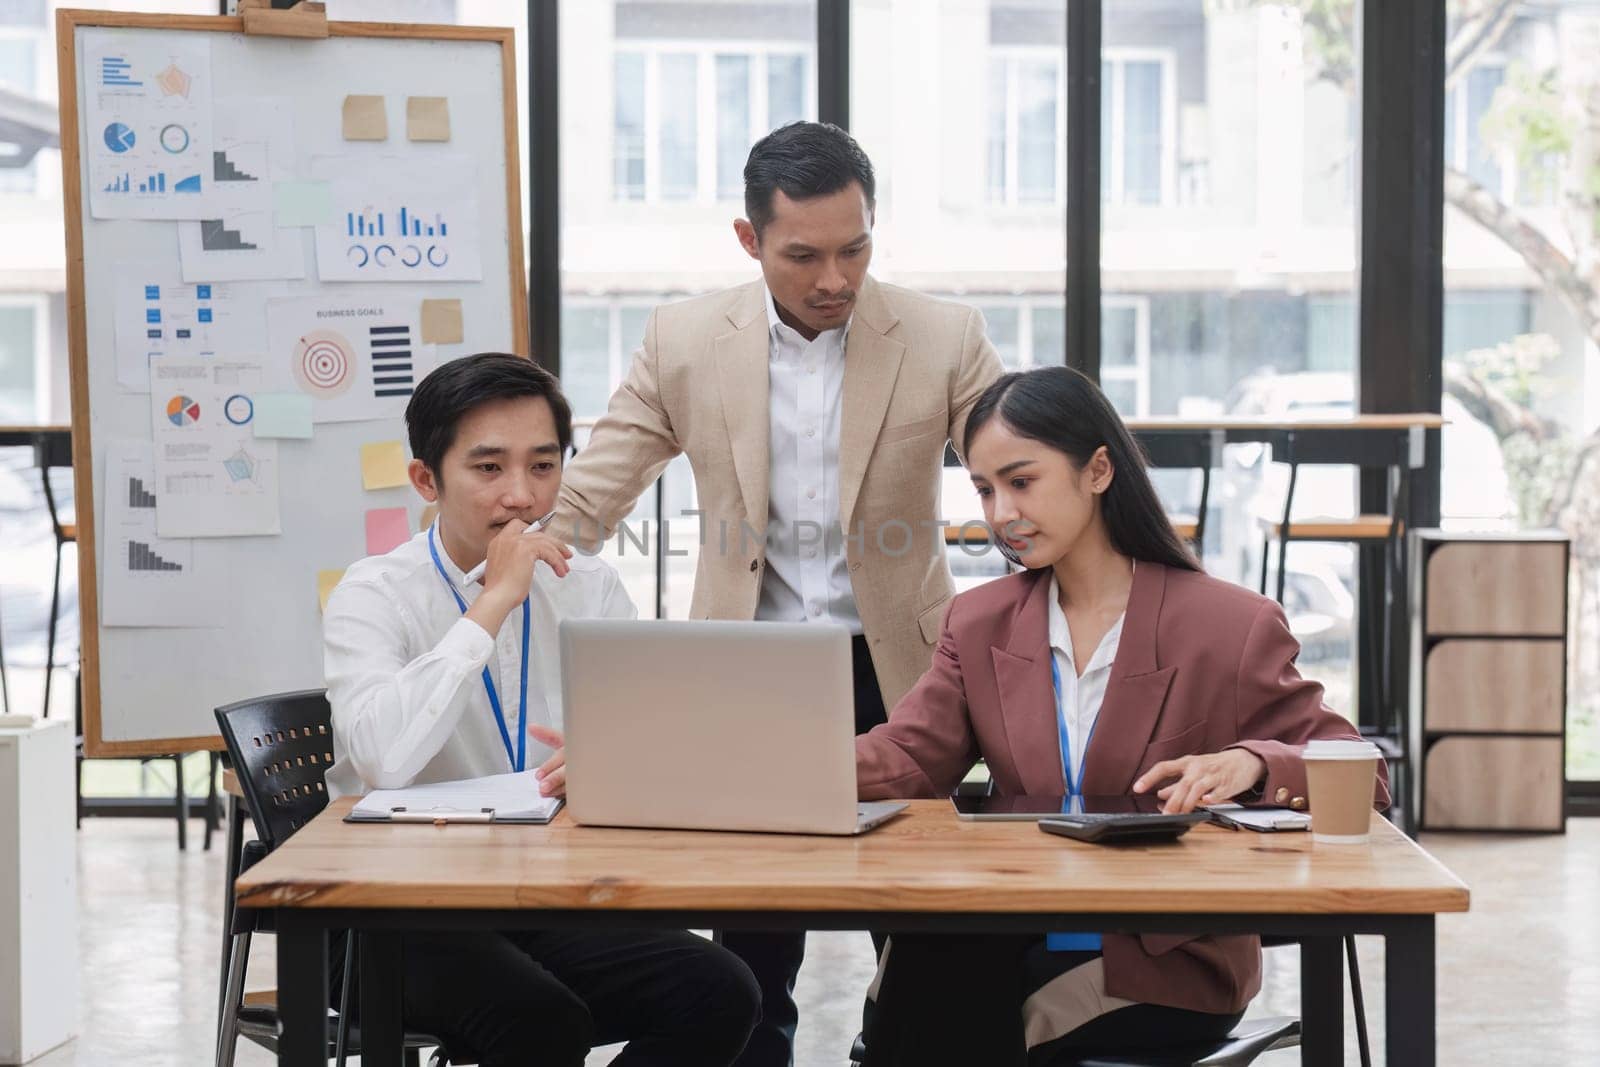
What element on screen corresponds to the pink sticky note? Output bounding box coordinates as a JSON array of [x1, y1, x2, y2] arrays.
[[365, 507, 412, 556]]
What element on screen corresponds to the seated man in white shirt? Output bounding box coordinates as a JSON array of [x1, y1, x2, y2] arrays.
[[323, 352, 760, 1067]]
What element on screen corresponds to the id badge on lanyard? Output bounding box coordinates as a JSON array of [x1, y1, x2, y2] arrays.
[[428, 524, 529, 773], [1050, 656, 1097, 798]]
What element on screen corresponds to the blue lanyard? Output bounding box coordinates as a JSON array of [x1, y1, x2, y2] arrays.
[[427, 524, 529, 773], [1050, 655, 1097, 797]]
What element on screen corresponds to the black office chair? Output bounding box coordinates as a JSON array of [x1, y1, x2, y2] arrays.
[[1139, 429, 1223, 558], [34, 430, 74, 723], [213, 690, 459, 1067]]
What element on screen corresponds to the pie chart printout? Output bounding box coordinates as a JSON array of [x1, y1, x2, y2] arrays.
[[165, 394, 201, 427]]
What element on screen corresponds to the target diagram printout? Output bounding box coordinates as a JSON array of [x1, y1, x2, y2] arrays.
[[266, 294, 433, 423], [147, 355, 281, 537]]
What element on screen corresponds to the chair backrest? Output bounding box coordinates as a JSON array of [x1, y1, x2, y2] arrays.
[[32, 429, 72, 534], [214, 689, 335, 851]]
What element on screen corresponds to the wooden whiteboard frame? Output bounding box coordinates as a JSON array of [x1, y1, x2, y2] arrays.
[[56, 8, 529, 757]]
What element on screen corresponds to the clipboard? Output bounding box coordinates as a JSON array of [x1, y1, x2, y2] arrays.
[[343, 771, 565, 825], [344, 799, 564, 825]]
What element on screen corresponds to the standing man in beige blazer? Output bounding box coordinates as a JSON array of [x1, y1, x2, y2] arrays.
[[553, 121, 1002, 1066]]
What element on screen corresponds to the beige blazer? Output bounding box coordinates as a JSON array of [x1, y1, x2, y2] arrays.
[[553, 274, 1004, 709]]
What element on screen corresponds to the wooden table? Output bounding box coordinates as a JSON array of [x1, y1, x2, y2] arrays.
[[237, 799, 1468, 1066]]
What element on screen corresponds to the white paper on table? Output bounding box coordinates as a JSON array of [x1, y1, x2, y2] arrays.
[[310, 153, 483, 282], [265, 292, 436, 423], [149, 356, 281, 537], [177, 97, 307, 282], [101, 439, 222, 627], [1204, 804, 1312, 831], [83, 29, 222, 219], [351, 771, 561, 822], [112, 267, 258, 392]]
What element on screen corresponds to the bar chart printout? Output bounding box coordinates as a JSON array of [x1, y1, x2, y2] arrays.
[[313, 155, 482, 281]]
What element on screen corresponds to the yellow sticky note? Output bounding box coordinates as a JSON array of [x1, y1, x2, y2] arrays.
[[342, 94, 388, 141], [317, 569, 345, 614], [360, 440, 409, 490], [419, 503, 438, 531], [406, 96, 451, 142], [420, 298, 463, 344]]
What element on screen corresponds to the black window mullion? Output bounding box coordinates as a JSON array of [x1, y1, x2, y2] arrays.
[[1064, 0, 1101, 378], [529, 0, 560, 370], [818, 0, 849, 128]]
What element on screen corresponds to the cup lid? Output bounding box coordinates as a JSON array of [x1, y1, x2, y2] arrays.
[[1303, 739, 1381, 760]]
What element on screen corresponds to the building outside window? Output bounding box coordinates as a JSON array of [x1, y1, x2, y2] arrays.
[[613, 43, 814, 203]]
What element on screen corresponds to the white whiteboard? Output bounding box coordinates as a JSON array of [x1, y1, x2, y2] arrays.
[[63, 14, 526, 754]]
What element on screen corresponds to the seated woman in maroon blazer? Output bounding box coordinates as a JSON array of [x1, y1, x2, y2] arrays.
[[855, 366, 1390, 1067]]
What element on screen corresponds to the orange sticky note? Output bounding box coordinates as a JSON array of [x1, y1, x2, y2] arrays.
[[365, 507, 411, 556], [342, 94, 388, 141], [360, 440, 408, 490], [406, 96, 451, 142], [420, 298, 463, 344], [317, 569, 344, 613]]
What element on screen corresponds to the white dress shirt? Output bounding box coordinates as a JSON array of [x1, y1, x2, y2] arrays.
[[1046, 574, 1126, 792], [756, 284, 862, 632], [322, 526, 636, 797]]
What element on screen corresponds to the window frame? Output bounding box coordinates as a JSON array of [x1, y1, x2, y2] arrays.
[[612, 40, 816, 204], [1101, 46, 1177, 208], [986, 45, 1067, 208]]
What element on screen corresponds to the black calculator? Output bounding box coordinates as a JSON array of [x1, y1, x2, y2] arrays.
[[1038, 810, 1206, 844]]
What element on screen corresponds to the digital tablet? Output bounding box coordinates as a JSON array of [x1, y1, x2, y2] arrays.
[[951, 793, 1172, 821], [951, 794, 1072, 820]]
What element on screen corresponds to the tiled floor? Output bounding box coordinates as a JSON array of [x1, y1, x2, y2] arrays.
[[26, 814, 1600, 1066]]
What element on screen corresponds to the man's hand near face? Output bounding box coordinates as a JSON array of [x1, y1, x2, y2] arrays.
[[463, 519, 573, 635]]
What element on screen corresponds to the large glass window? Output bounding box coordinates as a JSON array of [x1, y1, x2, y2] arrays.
[[855, 0, 1067, 593], [564, 0, 817, 617], [0, 11, 45, 194], [0, 301, 40, 422], [1103, 0, 1362, 716], [1440, 0, 1600, 780]]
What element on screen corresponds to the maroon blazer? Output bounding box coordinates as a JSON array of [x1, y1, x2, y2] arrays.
[[856, 562, 1390, 1015]]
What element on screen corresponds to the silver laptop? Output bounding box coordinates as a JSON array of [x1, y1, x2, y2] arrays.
[[561, 619, 907, 835]]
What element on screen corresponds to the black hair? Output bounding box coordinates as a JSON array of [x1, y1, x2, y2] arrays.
[[963, 367, 1201, 573], [744, 121, 876, 236], [405, 353, 573, 482]]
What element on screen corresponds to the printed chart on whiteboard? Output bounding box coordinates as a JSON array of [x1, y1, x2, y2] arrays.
[[82, 28, 221, 219], [176, 96, 306, 282], [101, 440, 221, 627], [148, 356, 281, 538], [112, 269, 261, 392], [311, 154, 482, 281], [266, 293, 434, 423]]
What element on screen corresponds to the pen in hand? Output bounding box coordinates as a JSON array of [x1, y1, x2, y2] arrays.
[[465, 511, 557, 585]]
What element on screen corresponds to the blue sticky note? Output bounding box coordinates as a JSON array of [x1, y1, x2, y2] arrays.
[[252, 393, 314, 439], [197, 307, 212, 323], [144, 285, 160, 299], [273, 180, 334, 227], [145, 309, 161, 323], [196, 284, 211, 299]]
